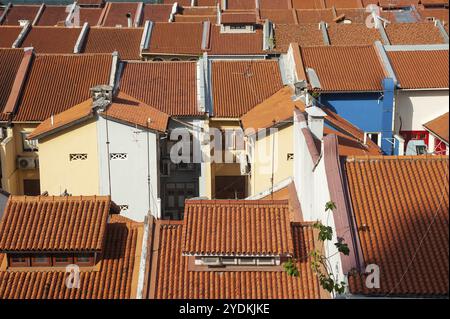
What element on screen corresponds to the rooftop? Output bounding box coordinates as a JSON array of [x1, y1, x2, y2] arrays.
[[273, 24, 324, 52], [100, 1, 140, 27], [0, 26, 22, 48], [20, 27, 81, 54], [1, 5, 39, 26], [385, 22, 447, 45], [0, 48, 24, 122], [423, 112, 449, 144], [35, 5, 68, 26], [346, 155, 449, 297]]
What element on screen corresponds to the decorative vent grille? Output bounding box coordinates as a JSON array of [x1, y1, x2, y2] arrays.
[[110, 153, 128, 160], [118, 205, 129, 211], [69, 153, 87, 161]]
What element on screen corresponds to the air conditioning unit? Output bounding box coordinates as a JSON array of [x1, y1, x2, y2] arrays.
[[17, 157, 37, 170]]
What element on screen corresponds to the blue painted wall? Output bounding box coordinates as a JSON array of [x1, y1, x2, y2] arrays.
[[318, 78, 395, 155]]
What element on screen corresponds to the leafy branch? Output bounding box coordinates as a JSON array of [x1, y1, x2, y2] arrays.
[[310, 201, 350, 296], [283, 258, 299, 277]]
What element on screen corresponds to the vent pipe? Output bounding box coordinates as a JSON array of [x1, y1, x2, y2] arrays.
[[126, 12, 132, 27]]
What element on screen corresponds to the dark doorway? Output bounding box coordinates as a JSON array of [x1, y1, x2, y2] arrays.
[[215, 176, 246, 199], [23, 179, 40, 196]]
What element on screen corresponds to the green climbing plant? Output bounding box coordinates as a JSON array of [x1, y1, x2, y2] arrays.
[[283, 258, 299, 277], [310, 201, 350, 296]]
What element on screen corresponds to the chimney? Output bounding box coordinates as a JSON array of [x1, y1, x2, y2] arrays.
[[305, 106, 327, 140], [90, 85, 113, 111], [126, 12, 132, 27]]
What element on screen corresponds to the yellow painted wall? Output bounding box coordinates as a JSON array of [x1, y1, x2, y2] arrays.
[[38, 120, 100, 196], [249, 125, 293, 196]]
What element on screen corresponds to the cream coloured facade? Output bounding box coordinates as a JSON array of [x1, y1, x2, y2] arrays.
[[38, 119, 100, 196]]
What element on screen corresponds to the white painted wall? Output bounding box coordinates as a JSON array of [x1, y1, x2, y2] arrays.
[[293, 111, 344, 298], [394, 90, 449, 132], [97, 117, 161, 222], [0, 191, 8, 220]]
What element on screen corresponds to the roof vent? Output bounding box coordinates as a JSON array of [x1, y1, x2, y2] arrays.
[[90, 85, 113, 111], [126, 12, 132, 27]]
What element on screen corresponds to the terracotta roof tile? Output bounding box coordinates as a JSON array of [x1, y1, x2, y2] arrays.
[[20, 27, 81, 54], [142, 4, 172, 22], [162, 0, 191, 5], [325, 0, 363, 8], [300, 45, 385, 91], [0, 196, 113, 252], [226, 0, 256, 10], [207, 25, 265, 55], [259, 0, 290, 9], [82, 27, 143, 60], [324, 127, 378, 155], [418, 8, 449, 24], [197, 0, 219, 5], [327, 23, 382, 45], [79, 8, 103, 26], [424, 112, 449, 143], [35, 6, 68, 26], [145, 22, 203, 55], [101, 2, 139, 27], [296, 9, 335, 23], [221, 12, 257, 24], [151, 219, 325, 298], [102, 92, 169, 132], [260, 9, 297, 24], [1, 5, 39, 26], [180, 7, 218, 16], [346, 155, 449, 297], [0, 48, 24, 121], [379, 0, 419, 7], [292, 0, 326, 9], [420, 0, 449, 5], [387, 49, 449, 89], [13, 53, 112, 122], [211, 60, 283, 118], [77, 0, 105, 5], [0, 214, 142, 299], [0, 26, 21, 47], [274, 24, 324, 52], [182, 200, 294, 256], [175, 15, 216, 22], [385, 22, 446, 45], [334, 8, 370, 23], [119, 61, 200, 116]]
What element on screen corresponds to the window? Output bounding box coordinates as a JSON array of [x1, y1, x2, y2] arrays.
[[22, 132, 38, 152], [9, 254, 29, 267], [256, 258, 276, 266], [416, 145, 427, 155], [74, 254, 95, 266], [230, 25, 246, 30], [110, 153, 128, 160], [160, 160, 171, 176], [238, 258, 256, 265], [53, 255, 74, 266], [365, 132, 381, 147], [221, 257, 238, 265], [31, 255, 51, 267], [153, 57, 164, 61], [69, 153, 88, 161]]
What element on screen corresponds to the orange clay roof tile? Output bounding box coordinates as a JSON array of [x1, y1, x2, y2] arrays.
[[151, 219, 325, 298], [82, 27, 143, 60], [292, 0, 326, 9], [35, 6, 68, 26], [346, 155, 449, 297], [300, 45, 385, 91], [274, 24, 324, 52], [0, 48, 24, 122], [211, 60, 283, 118], [260, 9, 297, 24], [119, 61, 200, 116], [79, 8, 103, 26], [387, 49, 449, 89], [385, 22, 446, 45], [226, 0, 257, 10], [296, 9, 335, 22], [182, 200, 294, 256], [1, 5, 40, 26], [0, 196, 113, 252], [327, 23, 382, 45], [0, 214, 142, 299], [0, 26, 22, 47], [423, 112, 449, 143], [13, 53, 112, 122], [20, 27, 81, 54], [259, 0, 290, 9], [207, 25, 265, 55], [101, 2, 139, 27], [142, 4, 172, 22]]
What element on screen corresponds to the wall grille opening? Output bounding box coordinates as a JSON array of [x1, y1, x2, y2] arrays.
[[69, 153, 87, 161], [110, 153, 128, 160]]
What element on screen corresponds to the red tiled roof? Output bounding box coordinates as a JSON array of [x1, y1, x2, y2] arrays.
[[387, 49, 449, 89], [207, 25, 265, 55], [0, 196, 114, 252], [150, 219, 325, 299], [346, 156, 449, 297], [0, 214, 142, 299], [83, 27, 142, 60], [379, 0, 419, 7], [226, 0, 256, 10], [20, 27, 81, 54], [211, 60, 283, 118], [385, 22, 446, 45], [300, 45, 385, 91], [0, 26, 21, 48], [145, 22, 203, 55], [175, 15, 217, 22], [423, 112, 449, 143], [221, 12, 257, 24], [77, 0, 105, 5], [35, 6, 68, 26], [181, 7, 218, 16], [335, 8, 369, 23], [1, 5, 39, 26], [13, 53, 112, 122], [260, 9, 297, 24], [259, 0, 290, 9], [292, 0, 325, 9], [182, 200, 294, 256], [0, 48, 24, 121], [274, 24, 324, 52], [296, 9, 335, 23], [119, 61, 200, 116], [79, 8, 103, 25], [142, 4, 172, 22], [418, 8, 449, 24], [327, 23, 382, 45], [101, 2, 139, 27], [325, 0, 363, 8]]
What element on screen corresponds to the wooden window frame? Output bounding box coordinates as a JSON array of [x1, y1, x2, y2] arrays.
[[31, 254, 52, 267], [74, 253, 95, 266], [52, 254, 74, 267], [8, 254, 30, 267]]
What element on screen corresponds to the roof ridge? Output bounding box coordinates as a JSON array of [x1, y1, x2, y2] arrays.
[[346, 155, 449, 162]]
